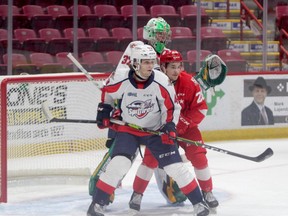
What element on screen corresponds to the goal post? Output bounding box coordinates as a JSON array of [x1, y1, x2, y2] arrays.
[[0, 73, 110, 203]]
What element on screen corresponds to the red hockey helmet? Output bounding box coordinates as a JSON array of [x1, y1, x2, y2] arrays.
[[160, 50, 183, 64]]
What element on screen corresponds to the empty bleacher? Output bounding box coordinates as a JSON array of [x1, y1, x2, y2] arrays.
[[0, 0, 285, 75]]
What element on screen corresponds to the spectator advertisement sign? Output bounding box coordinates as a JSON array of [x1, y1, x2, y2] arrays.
[[200, 73, 288, 131]]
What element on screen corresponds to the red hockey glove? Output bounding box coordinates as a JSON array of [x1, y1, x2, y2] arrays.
[[111, 108, 121, 119], [160, 122, 177, 145], [177, 115, 190, 136], [96, 103, 113, 129]]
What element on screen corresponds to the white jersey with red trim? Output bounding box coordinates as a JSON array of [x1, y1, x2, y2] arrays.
[[102, 69, 181, 135], [114, 41, 144, 76]]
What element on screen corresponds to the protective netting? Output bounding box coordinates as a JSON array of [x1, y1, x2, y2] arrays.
[[0, 73, 110, 202]]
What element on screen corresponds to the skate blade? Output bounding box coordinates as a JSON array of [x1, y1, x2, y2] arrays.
[[166, 201, 185, 207], [127, 209, 140, 216], [209, 207, 217, 214]]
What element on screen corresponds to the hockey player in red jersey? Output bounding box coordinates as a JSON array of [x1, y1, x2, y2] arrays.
[[129, 50, 219, 214], [87, 44, 210, 216]]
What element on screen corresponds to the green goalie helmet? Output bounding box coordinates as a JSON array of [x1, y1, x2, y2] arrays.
[[143, 17, 171, 54], [194, 54, 227, 90]]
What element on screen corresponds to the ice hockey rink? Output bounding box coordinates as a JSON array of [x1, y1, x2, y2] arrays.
[[1, 138, 287, 216]]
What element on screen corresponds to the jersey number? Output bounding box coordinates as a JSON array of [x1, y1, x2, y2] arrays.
[[196, 91, 205, 104], [121, 55, 131, 65]]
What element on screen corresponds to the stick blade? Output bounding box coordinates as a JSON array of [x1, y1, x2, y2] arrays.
[[254, 147, 274, 162], [41, 101, 53, 122]]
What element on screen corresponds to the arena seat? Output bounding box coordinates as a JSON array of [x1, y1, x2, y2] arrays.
[[0, 5, 29, 29], [63, 28, 95, 55], [217, 49, 248, 72], [3, 53, 38, 74], [185, 50, 212, 72], [120, 5, 151, 30], [200, 27, 228, 53], [22, 5, 54, 32], [110, 27, 133, 51], [69, 5, 100, 30], [81, 51, 114, 73], [30, 52, 64, 73], [39, 28, 72, 55], [93, 5, 125, 29], [179, 5, 210, 33], [150, 5, 181, 27], [47, 5, 73, 30], [14, 28, 46, 53], [104, 50, 124, 69], [170, 27, 196, 58], [275, 5, 288, 32], [87, 27, 118, 52]]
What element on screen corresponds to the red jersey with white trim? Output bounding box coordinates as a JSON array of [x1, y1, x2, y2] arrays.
[[102, 69, 181, 136], [175, 71, 207, 127]]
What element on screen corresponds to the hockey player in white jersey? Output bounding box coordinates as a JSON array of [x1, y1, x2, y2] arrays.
[[89, 17, 187, 206], [88, 16, 226, 209], [87, 44, 210, 216]]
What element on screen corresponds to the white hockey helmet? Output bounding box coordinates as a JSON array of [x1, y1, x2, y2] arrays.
[[143, 17, 171, 54], [131, 44, 157, 75]]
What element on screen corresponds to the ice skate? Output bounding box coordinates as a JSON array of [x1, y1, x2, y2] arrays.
[[202, 191, 218, 213], [129, 192, 143, 213], [87, 202, 105, 216], [193, 201, 210, 216]]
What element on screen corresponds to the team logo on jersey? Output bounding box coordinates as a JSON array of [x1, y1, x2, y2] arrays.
[[177, 93, 185, 104], [127, 99, 154, 119], [128, 92, 137, 97]]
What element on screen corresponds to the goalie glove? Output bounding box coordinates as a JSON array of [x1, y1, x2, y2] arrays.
[[96, 103, 113, 129], [194, 54, 227, 90], [160, 122, 177, 145]]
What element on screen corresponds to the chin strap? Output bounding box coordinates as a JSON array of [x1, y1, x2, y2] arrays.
[[134, 70, 148, 81]]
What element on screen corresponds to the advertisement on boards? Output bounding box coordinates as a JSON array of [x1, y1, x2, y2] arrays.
[[200, 73, 288, 131]]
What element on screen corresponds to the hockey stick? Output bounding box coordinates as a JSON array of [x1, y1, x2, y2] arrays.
[[41, 103, 273, 163], [67, 52, 103, 89], [108, 119, 273, 163]]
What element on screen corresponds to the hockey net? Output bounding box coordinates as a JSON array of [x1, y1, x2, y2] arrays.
[[0, 73, 110, 203]]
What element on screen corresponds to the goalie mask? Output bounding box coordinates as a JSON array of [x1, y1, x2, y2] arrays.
[[131, 44, 157, 79], [143, 17, 171, 54], [194, 54, 227, 90]]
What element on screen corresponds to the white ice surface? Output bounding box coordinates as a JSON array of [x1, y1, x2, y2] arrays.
[[1, 138, 288, 216]]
